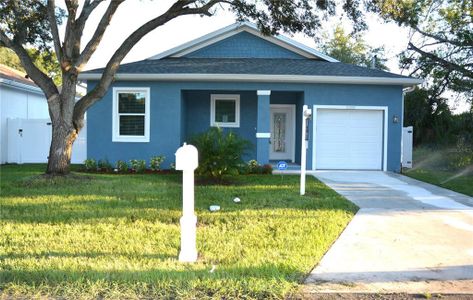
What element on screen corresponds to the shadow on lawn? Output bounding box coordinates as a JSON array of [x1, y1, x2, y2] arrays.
[[0, 250, 175, 261], [1, 164, 357, 224], [0, 263, 306, 285]]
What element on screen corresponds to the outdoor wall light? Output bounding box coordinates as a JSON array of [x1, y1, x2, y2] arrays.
[[392, 115, 400, 123]]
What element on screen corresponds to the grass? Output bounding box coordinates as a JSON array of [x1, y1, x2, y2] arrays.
[[0, 164, 357, 299], [403, 147, 473, 197]]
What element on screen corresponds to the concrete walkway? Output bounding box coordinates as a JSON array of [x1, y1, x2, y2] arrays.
[[304, 171, 473, 295]]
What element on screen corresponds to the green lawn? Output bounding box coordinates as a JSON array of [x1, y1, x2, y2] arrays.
[[404, 169, 473, 197], [0, 164, 357, 299], [403, 147, 473, 197]]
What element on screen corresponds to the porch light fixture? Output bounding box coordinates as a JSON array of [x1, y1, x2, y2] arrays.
[[393, 115, 399, 123]]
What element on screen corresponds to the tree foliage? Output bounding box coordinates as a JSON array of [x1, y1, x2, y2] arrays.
[[370, 0, 472, 102], [0, 0, 368, 175], [321, 24, 388, 70], [404, 87, 452, 145], [0, 47, 61, 85]]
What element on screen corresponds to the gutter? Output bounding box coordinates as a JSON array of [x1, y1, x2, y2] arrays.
[[78, 73, 424, 87], [0, 77, 43, 95]]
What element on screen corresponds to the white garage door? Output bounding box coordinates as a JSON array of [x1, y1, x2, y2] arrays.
[[315, 109, 384, 170]]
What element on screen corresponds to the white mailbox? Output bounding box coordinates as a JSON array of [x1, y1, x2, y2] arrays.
[[175, 143, 198, 171], [175, 143, 199, 262]]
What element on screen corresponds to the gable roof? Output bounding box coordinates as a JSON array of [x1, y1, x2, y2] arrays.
[[80, 58, 423, 86], [147, 22, 339, 62]]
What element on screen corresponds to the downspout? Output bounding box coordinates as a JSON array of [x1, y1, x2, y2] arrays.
[[401, 85, 416, 173]]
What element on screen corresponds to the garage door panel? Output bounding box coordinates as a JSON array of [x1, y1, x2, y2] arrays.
[[315, 108, 384, 170]]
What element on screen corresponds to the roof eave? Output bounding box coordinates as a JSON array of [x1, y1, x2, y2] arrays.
[[78, 73, 423, 87], [0, 77, 43, 94]]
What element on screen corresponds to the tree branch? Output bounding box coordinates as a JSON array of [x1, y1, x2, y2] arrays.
[[0, 30, 59, 98], [76, 0, 124, 70], [75, 0, 106, 37], [47, 0, 63, 64], [73, 0, 227, 128], [414, 26, 468, 48], [63, 0, 79, 59], [408, 42, 473, 78]]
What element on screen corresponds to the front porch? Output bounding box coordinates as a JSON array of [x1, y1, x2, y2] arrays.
[[181, 89, 304, 165]]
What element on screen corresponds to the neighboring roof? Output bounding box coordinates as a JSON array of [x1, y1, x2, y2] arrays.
[[0, 64, 43, 94], [148, 22, 339, 62], [80, 58, 423, 86], [0, 64, 37, 87]]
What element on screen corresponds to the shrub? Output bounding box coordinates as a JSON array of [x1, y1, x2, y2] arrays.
[[150, 155, 166, 171], [261, 164, 273, 174], [130, 159, 147, 173], [169, 162, 176, 171], [189, 127, 252, 180], [245, 160, 273, 174], [97, 159, 113, 172], [449, 137, 473, 170], [116, 160, 129, 173], [84, 159, 97, 171]]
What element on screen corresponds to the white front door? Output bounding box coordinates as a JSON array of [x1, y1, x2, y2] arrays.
[[269, 105, 295, 162]]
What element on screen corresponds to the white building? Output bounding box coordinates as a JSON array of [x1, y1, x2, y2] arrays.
[[0, 64, 86, 164]]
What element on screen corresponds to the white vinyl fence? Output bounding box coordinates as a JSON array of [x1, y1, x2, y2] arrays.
[[6, 118, 86, 164], [402, 126, 413, 168]]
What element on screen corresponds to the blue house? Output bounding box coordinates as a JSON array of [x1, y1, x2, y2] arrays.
[[80, 22, 421, 172]]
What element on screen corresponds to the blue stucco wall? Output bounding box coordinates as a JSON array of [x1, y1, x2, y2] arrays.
[[87, 81, 403, 172], [182, 90, 258, 161], [184, 31, 305, 59]]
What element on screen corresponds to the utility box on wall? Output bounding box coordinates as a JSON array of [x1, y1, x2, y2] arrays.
[[402, 126, 413, 169]]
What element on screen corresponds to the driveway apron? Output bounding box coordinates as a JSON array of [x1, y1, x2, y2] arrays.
[[304, 171, 473, 294]]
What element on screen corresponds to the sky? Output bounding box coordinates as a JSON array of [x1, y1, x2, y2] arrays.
[[70, 0, 469, 113]]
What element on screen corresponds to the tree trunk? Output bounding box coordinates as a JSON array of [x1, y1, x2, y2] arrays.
[[46, 122, 78, 175]]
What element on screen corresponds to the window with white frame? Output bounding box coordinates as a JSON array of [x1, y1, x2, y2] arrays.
[[210, 94, 240, 127], [112, 87, 150, 142]]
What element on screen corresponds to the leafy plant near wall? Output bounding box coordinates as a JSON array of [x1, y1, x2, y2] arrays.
[[190, 127, 252, 180], [150, 156, 166, 171], [116, 160, 129, 173], [244, 160, 273, 174], [97, 159, 113, 172], [130, 159, 146, 173], [83, 159, 97, 171]]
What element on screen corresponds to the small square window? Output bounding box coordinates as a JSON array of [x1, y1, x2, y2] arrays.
[[210, 94, 240, 127]]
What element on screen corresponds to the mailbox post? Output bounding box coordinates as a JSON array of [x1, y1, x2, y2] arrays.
[[175, 143, 199, 262], [300, 105, 312, 195]]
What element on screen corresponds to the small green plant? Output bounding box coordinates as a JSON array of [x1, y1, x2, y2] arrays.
[[261, 164, 273, 174], [130, 159, 147, 173], [83, 158, 97, 171], [247, 159, 259, 173], [245, 160, 273, 175], [189, 127, 252, 180], [169, 162, 176, 170], [97, 159, 113, 172], [150, 155, 166, 171], [116, 160, 129, 173]]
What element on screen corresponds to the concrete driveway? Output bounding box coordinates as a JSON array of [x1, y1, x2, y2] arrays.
[[304, 171, 473, 294]]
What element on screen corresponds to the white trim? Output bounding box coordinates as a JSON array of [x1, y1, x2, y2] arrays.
[[256, 132, 271, 138], [270, 104, 296, 163], [210, 94, 240, 128], [79, 73, 423, 87], [257, 90, 271, 96], [147, 22, 338, 62], [112, 87, 150, 142], [312, 105, 388, 171], [0, 78, 43, 95]]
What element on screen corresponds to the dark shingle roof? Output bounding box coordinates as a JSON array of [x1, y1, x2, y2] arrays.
[[84, 58, 411, 79]]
